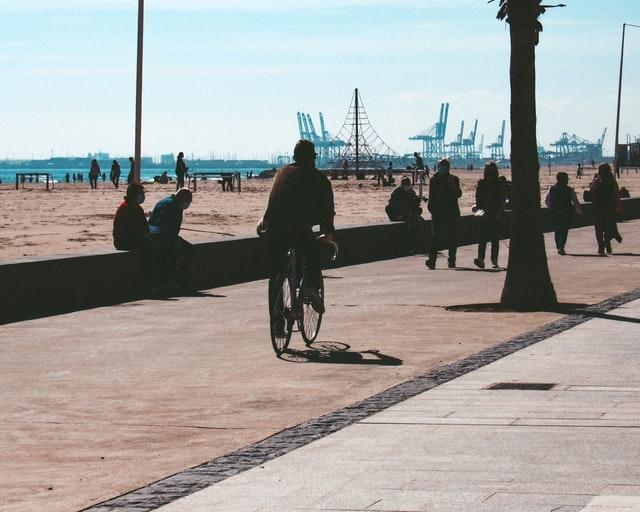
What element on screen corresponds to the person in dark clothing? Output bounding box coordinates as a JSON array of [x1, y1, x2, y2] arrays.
[[175, 152, 187, 190], [113, 183, 157, 290], [127, 156, 135, 185], [474, 162, 507, 268], [148, 188, 194, 289], [89, 159, 100, 189], [258, 139, 335, 316], [385, 176, 421, 221], [590, 163, 622, 255], [545, 172, 582, 255], [425, 158, 462, 269], [110, 160, 121, 189]]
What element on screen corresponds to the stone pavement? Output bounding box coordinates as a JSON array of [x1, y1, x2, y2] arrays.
[[155, 297, 640, 512], [1, 221, 640, 511]]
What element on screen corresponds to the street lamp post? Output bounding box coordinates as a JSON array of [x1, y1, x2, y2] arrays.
[[614, 23, 640, 176], [134, 0, 144, 183]]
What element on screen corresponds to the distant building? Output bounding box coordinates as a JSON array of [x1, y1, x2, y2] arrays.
[[160, 153, 175, 166]]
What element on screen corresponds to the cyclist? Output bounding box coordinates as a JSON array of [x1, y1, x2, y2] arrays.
[[258, 140, 336, 319], [385, 176, 422, 221]]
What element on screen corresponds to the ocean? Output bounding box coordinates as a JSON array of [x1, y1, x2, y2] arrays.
[[0, 167, 269, 185]]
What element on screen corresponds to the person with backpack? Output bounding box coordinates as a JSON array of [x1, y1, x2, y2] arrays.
[[544, 171, 582, 255], [425, 158, 462, 269]]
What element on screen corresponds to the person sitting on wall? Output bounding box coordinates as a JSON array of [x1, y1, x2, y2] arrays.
[[113, 183, 158, 292], [385, 176, 422, 221], [148, 187, 195, 290]]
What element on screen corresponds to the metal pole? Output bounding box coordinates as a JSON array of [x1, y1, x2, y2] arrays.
[[614, 23, 626, 176], [134, 0, 144, 183]]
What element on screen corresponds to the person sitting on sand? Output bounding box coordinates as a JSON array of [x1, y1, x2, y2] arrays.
[[148, 188, 194, 290], [113, 183, 157, 291], [385, 176, 422, 221]]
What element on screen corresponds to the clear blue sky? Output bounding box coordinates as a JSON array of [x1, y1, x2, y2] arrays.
[[1, 0, 639, 160]]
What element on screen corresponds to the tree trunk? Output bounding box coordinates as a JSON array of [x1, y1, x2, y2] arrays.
[[500, 1, 557, 310]]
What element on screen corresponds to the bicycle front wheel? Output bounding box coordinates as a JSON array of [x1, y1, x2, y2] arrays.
[[270, 272, 294, 356], [300, 274, 324, 344]]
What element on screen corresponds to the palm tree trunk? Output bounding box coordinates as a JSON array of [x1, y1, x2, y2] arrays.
[[500, 0, 557, 310]]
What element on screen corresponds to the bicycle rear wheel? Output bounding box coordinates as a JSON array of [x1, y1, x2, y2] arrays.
[[270, 271, 294, 356], [300, 274, 324, 344]]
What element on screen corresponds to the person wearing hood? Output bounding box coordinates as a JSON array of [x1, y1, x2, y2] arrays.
[[113, 183, 157, 291], [425, 158, 462, 269]]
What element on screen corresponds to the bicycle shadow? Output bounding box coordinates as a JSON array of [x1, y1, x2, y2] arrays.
[[281, 341, 403, 366]]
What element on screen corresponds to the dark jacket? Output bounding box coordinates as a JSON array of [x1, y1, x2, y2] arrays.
[[148, 195, 183, 239], [387, 186, 420, 220], [475, 178, 506, 219], [428, 172, 462, 220], [546, 184, 577, 219], [264, 163, 335, 235], [113, 200, 149, 250]]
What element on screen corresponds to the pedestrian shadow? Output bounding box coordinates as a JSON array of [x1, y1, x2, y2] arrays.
[[561, 308, 640, 325], [453, 267, 506, 273], [567, 253, 609, 258], [282, 342, 402, 365], [445, 302, 589, 313], [151, 291, 227, 301], [607, 252, 640, 257]]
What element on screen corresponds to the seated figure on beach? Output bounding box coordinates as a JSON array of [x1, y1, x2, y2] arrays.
[[148, 188, 195, 290], [257, 139, 335, 317], [385, 176, 422, 221], [113, 183, 157, 291]]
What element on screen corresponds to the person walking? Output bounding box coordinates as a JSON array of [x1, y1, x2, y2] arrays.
[[89, 159, 100, 189], [590, 163, 622, 255], [127, 156, 135, 185], [425, 158, 462, 269], [473, 162, 507, 268], [175, 152, 187, 190], [110, 159, 121, 189], [545, 171, 582, 256]]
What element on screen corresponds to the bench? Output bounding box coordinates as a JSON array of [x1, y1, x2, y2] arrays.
[[15, 173, 55, 191], [188, 171, 241, 192]]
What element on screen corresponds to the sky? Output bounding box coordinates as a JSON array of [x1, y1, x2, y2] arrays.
[[1, 0, 639, 160]]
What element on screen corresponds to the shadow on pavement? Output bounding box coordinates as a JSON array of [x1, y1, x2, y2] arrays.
[[282, 342, 403, 366], [565, 309, 640, 325], [151, 291, 227, 301], [453, 267, 506, 273]]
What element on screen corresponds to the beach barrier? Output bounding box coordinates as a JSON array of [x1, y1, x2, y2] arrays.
[[2, 198, 640, 325]]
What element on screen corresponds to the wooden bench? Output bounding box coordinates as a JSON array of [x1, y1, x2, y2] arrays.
[[15, 173, 55, 191]]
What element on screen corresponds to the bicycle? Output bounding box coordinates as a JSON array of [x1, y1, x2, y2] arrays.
[[270, 239, 338, 356]]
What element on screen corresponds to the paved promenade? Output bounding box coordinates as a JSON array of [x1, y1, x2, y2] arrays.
[[1, 221, 639, 511], [156, 296, 640, 512]]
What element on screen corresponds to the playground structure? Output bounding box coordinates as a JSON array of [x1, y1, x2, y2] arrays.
[[296, 112, 346, 165]]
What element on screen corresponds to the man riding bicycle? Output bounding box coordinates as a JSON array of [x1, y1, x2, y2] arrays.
[[258, 140, 336, 319]]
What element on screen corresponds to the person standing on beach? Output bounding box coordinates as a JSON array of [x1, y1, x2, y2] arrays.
[[113, 183, 157, 292], [545, 171, 582, 256], [127, 156, 135, 185], [110, 160, 121, 189], [473, 162, 506, 268], [89, 159, 100, 189], [590, 163, 623, 255], [175, 152, 187, 190], [148, 188, 194, 290], [425, 158, 462, 269]]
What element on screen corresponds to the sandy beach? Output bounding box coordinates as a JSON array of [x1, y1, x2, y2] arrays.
[[1, 165, 637, 262]]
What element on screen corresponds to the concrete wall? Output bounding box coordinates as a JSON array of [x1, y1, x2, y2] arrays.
[[2, 198, 640, 325]]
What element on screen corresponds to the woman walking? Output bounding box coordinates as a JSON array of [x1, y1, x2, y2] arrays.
[[474, 162, 507, 268], [175, 152, 187, 190], [590, 163, 622, 255], [89, 159, 100, 189], [545, 172, 582, 255]]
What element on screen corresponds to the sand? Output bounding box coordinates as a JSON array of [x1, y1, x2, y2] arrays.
[[1, 165, 637, 262]]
